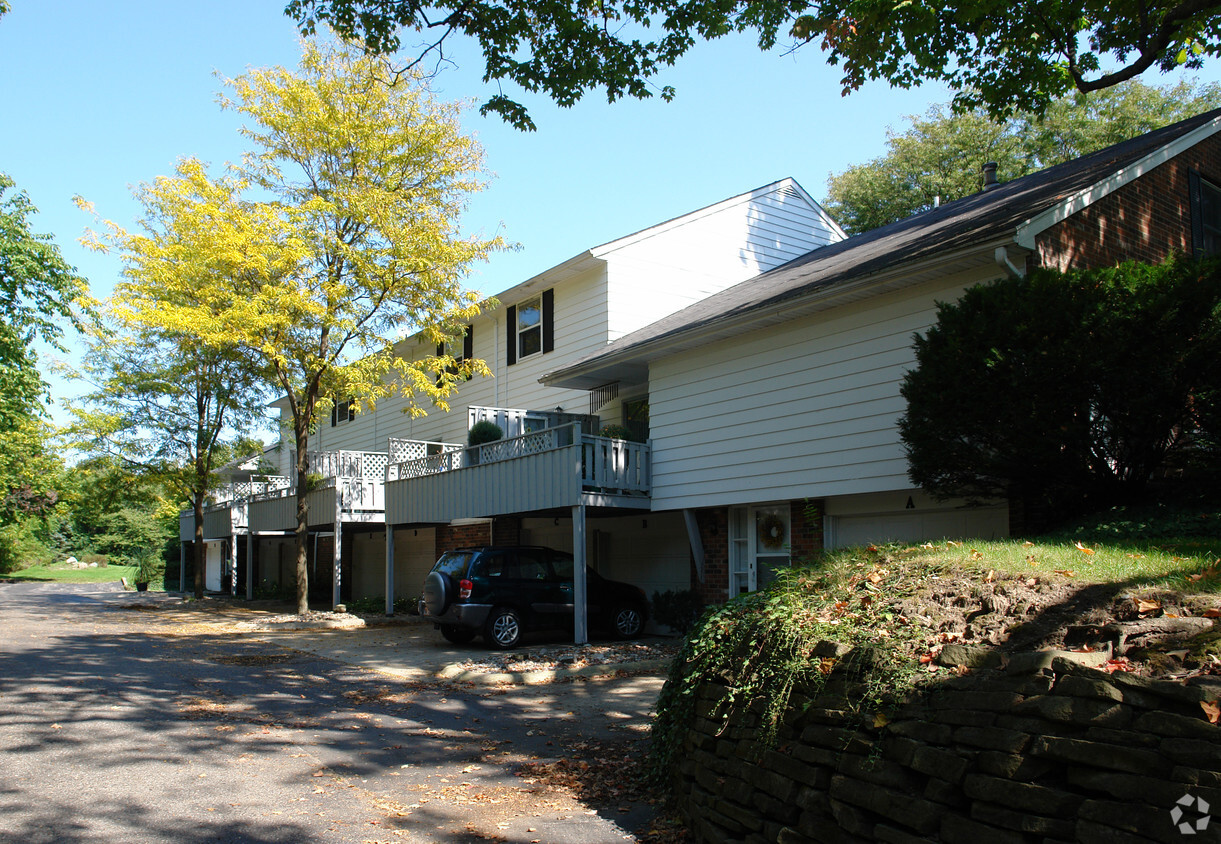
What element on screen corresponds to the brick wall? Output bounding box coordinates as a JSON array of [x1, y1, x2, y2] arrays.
[[789, 499, 824, 562], [436, 521, 492, 555], [1036, 133, 1221, 271], [491, 517, 522, 546], [695, 508, 729, 605]]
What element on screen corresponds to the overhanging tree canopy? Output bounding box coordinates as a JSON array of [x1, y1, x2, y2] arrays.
[[824, 80, 1221, 234], [286, 0, 1221, 130], [0, 172, 88, 430]]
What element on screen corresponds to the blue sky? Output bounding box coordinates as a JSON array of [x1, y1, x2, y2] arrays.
[[3, 0, 1220, 424]]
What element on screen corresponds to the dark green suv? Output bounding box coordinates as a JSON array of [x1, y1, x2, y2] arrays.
[[418, 546, 649, 649]]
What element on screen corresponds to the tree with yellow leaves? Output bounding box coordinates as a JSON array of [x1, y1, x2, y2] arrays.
[[103, 40, 502, 614]]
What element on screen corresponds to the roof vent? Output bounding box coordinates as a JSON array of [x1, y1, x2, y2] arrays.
[[982, 162, 999, 191]]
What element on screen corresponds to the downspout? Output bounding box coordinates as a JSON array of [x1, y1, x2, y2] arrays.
[[995, 245, 1026, 280]]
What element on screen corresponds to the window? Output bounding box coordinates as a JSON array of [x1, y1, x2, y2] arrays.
[[623, 398, 649, 442], [330, 398, 355, 427], [517, 295, 542, 358], [1203, 181, 1221, 255], [506, 288, 554, 365], [1190, 170, 1221, 257], [549, 552, 575, 582], [436, 325, 474, 384]]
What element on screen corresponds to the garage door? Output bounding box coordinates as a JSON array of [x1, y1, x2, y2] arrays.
[[394, 528, 437, 600], [827, 506, 1008, 549]]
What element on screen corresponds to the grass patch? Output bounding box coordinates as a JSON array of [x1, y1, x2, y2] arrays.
[[648, 503, 1221, 784], [3, 562, 140, 584], [885, 537, 1221, 590]]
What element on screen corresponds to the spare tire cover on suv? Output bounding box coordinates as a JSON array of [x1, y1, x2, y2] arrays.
[[421, 571, 451, 617], [421, 550, 477, 618]]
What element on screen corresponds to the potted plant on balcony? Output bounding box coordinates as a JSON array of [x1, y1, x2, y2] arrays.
[[466, 421, 503, 466], [599, 423, 634, 441]]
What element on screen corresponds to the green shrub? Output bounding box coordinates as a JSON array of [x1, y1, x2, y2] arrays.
[[648, 555, 931, 784], [345, 595, 419, 614], [0, 522, 54, 574], [253, 579, 295, 601], [651, 588, 706, 634], [900, 256, 1221, 515], [467, 420, 504, 447]]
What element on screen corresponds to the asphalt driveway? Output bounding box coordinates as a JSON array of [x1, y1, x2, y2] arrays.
[[0, 582, 673, 843]]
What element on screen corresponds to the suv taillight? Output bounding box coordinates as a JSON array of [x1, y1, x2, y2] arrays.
[[459, 578, 473, 600]]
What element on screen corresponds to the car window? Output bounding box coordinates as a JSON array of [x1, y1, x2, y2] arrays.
[[474, 551, 515, 578], [432, 551, 474, 579], [549, 553, 574, 582], [516, 549, 549, 580]]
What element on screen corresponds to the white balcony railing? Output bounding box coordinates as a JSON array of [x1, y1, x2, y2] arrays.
[[210, 476, 292, 506], [387, 423, 650, 496], [386, 438, 463, 480], [300, 450, 388, 481]]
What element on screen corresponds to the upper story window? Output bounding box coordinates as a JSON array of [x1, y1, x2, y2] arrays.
[[436, 325, 474, 375], [331, 398, 354, 427], [1190, 170, 1221, 257], [517, 295, 542, 358], [506, 288, 554, 366]]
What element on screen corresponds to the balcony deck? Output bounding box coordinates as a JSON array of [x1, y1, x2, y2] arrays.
[[385, 423, 651, 524], [179, 450, 391, 538], [178, 477, 290, 541]]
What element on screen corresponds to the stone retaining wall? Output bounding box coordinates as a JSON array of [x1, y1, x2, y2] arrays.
[[672, 649, 1221, 843]]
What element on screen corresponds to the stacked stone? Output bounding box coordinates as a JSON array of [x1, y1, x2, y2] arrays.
[[672, 645, 1221, 843]]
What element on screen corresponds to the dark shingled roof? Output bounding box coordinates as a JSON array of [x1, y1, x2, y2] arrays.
[[544, 108, 1221, 387]]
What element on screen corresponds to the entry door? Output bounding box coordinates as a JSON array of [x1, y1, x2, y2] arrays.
[[205, 542, 222, 592], [728, 504, 791, 595]]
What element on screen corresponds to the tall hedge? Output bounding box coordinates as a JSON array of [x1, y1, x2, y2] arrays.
[[899, 256, 1221, 513]]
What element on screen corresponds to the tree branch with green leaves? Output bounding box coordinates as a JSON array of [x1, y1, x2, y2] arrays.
[[287, 0, 1221, 130]]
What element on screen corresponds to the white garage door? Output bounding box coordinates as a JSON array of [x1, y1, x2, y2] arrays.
[[827, 506, 1008, 549], [394, 528, 437, 601]]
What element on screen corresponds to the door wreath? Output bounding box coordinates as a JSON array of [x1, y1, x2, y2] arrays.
[[758, 512, 786, 549]]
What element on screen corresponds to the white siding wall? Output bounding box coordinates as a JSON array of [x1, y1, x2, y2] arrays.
[[605, 185, 841, 341], [290, 265, 613, 456], [648, 268, 1002, 511], [271, 181, 841, 467]]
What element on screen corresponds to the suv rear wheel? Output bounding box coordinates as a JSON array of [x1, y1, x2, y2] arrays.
[[611, 604, 645, 639], [485, 606, 523, 649]]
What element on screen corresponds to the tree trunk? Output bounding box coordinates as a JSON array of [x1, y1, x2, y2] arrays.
[[294, 423, 311, 616], [192, 493, 206, 600]]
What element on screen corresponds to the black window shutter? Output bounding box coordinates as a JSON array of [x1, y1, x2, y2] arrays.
[[463, 324, 473, 361], [1190, 169, 1205, 259], [506, 305, 517, 366], [542, 288, 554, 354], [436, 341, 445, 357]]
